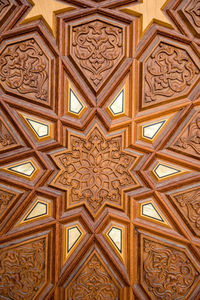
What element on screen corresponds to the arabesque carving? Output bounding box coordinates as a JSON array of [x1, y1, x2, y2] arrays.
[[0, 189, 14, 217], [0, 39, 48, 101], [71, 20, 123, 91], [174, 188, 200, 236], [144, 42, 199, 103], [143, 238, 198, 299], [67, 254, 119, 299], [0, 120, 14, 148], [0, 238, 46, 299], [185, 0, 200, 28], [51, 126, 137, 215], [175, 113, 200, 156]]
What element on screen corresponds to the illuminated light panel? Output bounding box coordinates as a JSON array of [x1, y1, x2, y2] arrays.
[[143, 120, 166, 140], [9, 162, 36, 177], [109, 90, 124, 116], [67, 226, 82, 252], [69, 89, 84, 115], [25, 201, 48, 220], [108, 227, 122, 253], [16, 198, 51, 227], [1, 159, 39, 180], [19, 112, 53, 141], [153, 163, 181, 179], [64, 224, 85, 261], [26, 119, 49, 138], [142, 202, 164, 222], [66, 83, 87, 118]]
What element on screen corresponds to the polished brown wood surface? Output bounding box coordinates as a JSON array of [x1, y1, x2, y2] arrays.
[[0, 0, 200, 299]]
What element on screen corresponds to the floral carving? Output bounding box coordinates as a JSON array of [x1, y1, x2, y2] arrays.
[[0, 238, 46, 299], [0, 189, 14, 217], [51, 126, 137, 215], [0, 39, 48, 101], [0, 119, 15, 148], [175, 113, 200, 156], [144, 42, 199, 103], [67, 254, 119, 299], [143, 239, 199, 299], [185, 0, 200, 27], [71, 20, 123, 91], [174, 188, 200, 236]]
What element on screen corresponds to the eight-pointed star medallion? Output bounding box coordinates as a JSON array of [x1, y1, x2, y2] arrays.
[[50, 125, 140, 216]]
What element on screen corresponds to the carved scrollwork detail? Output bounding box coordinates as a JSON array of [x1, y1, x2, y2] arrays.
[[0, 189, 14, 217], [51, 126, 137, 215], [0, 39, 48, 101], [175, 113, 200, 156], [174, 188, 200, 236], [0, 238, 46, 299], [67, 254, 119, 299], [185, 0, 200, 28], [144, 42, 199, 103], [0, 120, 14, 148], [143, 239, 199, 299], [71, 20, 123, 91]]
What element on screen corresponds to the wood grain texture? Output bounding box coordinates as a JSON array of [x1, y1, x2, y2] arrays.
[[0, 0, 200, 299]]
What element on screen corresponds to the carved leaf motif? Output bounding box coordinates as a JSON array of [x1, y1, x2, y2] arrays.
[[0, 189, 14, 217], [144, 42, 199, 103], [0, 119, 15, 148], [71, 20, 123, 91], [174, 113, 200, 156], [67, 254, 119, 299], [174, 188, 200, 236], [0, 238, 46, 299], [185, 0, 200, 27], [51, 127, 137, 214], [0, 39, 48, 101], [143, 239, 199, 299]]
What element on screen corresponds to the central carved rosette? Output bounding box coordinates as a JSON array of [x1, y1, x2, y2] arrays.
[[51, 126, 138, 214]]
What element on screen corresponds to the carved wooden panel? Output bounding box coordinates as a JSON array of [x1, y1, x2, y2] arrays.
[[0, 0, 200, 299], [66, 252, 120, 299], [70, 19, 124, 92]]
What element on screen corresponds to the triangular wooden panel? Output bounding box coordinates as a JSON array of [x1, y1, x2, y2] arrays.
[[0, 116, 16, 150], [169, 109, 200, 159], [0, 109, 25, 155], [64, 251, 121, 298]]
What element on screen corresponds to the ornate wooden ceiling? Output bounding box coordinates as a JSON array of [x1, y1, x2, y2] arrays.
[[0, 0, 200, 299]]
